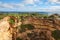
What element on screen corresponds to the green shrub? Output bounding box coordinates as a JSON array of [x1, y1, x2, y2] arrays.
[[27, 33, 33, 37], [20, 24, 34, 32], [9, 18, 15, 24], [20, 28, 26, 33], [52, 30, 60, 40], [16, 37, 22, 40], [21, 24, 34, 30]]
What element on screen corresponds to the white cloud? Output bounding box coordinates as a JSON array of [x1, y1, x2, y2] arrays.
[[16, 4, 24, 7], [49, 0, 60, 4], [0, 2, 14, 9], [34, 0, 40, 2], [49, 6, 60, 9], [2, 4, 14, 9], [0, 1, 25, 10], [15, 3, 25, 7], [23, 0, 34, 4], [49, 0, 58, 2], [22, 0, 41, 5], [35, 6, 60, 12]]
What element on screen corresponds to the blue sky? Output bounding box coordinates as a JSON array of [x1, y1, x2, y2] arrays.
[[0, 0, 60, 12]]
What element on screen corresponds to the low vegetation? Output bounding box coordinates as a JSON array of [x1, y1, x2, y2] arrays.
[[0, 12, 60, 40], [52, 30, 60, 40], [20, 24, 34, 33], [9, 18, 15, 24]]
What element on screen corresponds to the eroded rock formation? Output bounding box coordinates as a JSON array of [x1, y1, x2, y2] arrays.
[[0, 16, 21, 40], [0, 15, 60, 40], [17, 16, 60, 40]]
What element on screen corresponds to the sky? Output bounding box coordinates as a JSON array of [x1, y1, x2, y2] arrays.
[[0, 0, 60, 12]]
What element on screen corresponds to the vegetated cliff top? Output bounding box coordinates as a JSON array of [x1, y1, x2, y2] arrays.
[[21, 14, 60, 31], [17, 14, 60, 40], [0, 13, 60, 40], [0, 13, 60, 30]]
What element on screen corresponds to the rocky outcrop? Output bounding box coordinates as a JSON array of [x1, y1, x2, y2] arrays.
[[22, 16, 60, 31], [17, 16, 60, 40], [18, 28, 55, 40], [0, 15, 60, 40], [0, 16, 21, 40], [0, 16, 12, 40]]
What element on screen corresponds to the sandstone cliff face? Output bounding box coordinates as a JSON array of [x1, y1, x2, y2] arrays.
[[0, 16, 21, 40], [0, 16, 12, 40]]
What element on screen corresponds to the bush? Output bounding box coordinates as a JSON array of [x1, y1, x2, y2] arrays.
[[27, 33, 33, 37], [21, 24, 34, 30], [20, 24, 34, 32], [9, 18, 15, 24], [16, 37, 22, 40], [52, 30, 60, 40]]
